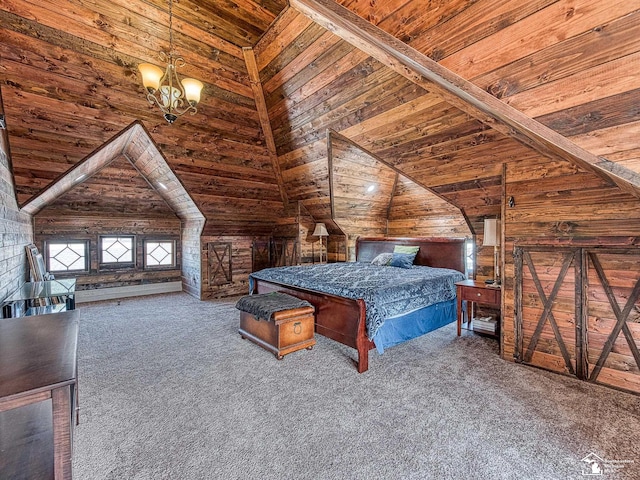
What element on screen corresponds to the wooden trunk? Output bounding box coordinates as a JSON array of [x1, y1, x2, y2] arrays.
[[239, 307, 316, 359]]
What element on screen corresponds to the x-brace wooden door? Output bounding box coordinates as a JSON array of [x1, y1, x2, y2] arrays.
[[585, 249, 640, 393], [207, 242, 232, 286], [271, 238, 298, 266], [514, 247, 584, 378], [251, 239, 270, 272]]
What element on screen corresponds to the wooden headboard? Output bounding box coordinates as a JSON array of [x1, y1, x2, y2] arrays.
[[355, 237, 467, 274]]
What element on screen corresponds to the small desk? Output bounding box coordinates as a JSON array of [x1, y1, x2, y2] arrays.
[[2, 279, 76, 318], [455, 279, 501, 336], [0, 310, 79, 480]]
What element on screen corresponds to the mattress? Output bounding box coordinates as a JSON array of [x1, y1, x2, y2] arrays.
[[250, 262, 464, 339]]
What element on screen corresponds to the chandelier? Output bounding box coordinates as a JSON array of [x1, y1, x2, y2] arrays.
[[138, 0, 203, 124]]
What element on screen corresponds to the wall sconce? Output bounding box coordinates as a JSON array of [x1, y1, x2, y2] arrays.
[[482, 218, 501, 285], [312, 223, 329, 263]]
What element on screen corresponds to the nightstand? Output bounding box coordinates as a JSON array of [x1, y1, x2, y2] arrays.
[[455, 279, 501, 337]]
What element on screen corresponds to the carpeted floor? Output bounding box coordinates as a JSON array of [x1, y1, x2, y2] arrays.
[[72, 293, 640, 479]]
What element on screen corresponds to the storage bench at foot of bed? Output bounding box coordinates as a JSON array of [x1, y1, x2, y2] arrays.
[[238, 305, 316, 360]]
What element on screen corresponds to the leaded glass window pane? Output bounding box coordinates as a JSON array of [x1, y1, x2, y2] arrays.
[[145, 241, 174, 267], [101, 236, 134, 264], [47, 241, 88, 272]]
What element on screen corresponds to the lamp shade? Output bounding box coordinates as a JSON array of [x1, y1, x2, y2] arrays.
[[312, 223, 329, 237], [182, 78, 204, 105], [138, 63, 164, 93], [482, 218, 500, 247]]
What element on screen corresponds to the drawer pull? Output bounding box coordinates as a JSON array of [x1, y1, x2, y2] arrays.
[[293, 322, 302, 334], [477, 293, 482, 297]]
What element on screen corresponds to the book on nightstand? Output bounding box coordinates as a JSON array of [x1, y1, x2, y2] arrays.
[[472, 316, 497, 334]]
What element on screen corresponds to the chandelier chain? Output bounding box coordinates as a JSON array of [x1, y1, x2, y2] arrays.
[[168, 0, 174, 55]]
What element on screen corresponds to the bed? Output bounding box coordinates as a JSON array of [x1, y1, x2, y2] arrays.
[[249, 237, 467, 372]]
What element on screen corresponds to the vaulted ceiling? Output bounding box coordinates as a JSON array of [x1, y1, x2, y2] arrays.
[[1, 0, 638, 237]]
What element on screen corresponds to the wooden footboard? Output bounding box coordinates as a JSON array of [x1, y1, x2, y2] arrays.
[[252, 279, 374, 372]]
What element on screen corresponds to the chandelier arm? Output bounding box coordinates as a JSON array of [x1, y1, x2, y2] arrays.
[[158, 63, 172, 92], [145, 91, 197, 117], [145, 92, 163, 109]]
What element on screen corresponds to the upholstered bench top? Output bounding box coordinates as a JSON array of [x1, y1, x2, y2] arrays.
[[235, 292, 313, 321]]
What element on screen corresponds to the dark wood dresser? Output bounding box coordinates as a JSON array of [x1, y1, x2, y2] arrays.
[[0, 310, 79, 479]]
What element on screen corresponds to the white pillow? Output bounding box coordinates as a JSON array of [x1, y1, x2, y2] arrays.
[[371, 252, 394, 266]]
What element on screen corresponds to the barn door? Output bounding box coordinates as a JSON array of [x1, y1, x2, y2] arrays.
[[271, 238, 298, 266], [207, 242, 232, 286], [251, 239, 270, 272], [515, 247, 583, 378], [585, 249, 640, 393]]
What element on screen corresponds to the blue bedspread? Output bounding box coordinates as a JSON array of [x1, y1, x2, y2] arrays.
[[250, 263, 464, 340]]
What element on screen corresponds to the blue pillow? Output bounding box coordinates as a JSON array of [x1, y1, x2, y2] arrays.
[[390, 252, 415, 269]]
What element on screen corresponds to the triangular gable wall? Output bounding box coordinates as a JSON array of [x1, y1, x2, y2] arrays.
[[41, 155, 177, 217], [329, 131, 471, 259]]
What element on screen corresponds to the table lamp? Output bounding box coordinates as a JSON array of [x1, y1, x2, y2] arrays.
[[312, 223, 329, 263], [483, 218, 500, 285]]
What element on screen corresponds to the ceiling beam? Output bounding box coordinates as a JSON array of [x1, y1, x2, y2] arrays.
[[243, 46, 290, 208], [290, 0, 640, 199]]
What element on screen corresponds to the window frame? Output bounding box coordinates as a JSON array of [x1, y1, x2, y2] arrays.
[[99, 235, 136, 270], [45, 239, 90, 274], [143, 239, 177, 270], [466, 238, 476, 279]]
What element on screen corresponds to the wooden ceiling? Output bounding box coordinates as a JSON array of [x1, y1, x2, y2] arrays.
[[1, 0, 638, 237]]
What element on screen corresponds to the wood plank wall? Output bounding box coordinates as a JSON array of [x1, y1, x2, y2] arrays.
[[33, 216, 182, 290], [503, 146, 640, 371], [297, 203, 318, 264], [387, 176, 470, 238], [254, 10, 418, 226], [199, 203, 330, 298], [0, 89, 32, 301], [200, 235, 256, 298], [330, 134, 392, 257], [330, 135, 471, 260]]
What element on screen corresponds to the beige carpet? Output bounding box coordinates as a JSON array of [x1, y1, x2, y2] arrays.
[[72, 293, 640, 479]]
